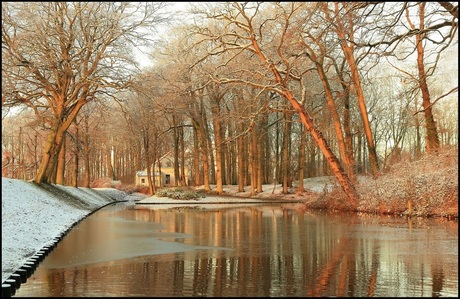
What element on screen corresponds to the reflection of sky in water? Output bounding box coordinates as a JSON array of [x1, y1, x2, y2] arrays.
[[43, 214, 233, 269]]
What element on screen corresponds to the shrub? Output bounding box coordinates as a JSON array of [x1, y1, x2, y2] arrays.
[[356, 146, 458, 217], [155, 187, 205, 200]]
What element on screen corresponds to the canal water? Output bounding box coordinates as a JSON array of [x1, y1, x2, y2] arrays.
[[14, 202, 458, 297]]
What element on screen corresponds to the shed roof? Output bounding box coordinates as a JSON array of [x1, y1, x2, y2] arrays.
[[136, 171, 162, 177]]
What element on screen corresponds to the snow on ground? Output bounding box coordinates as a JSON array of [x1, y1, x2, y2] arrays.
[[1, 178, 144, 283], [2, 176, 334, 283], [136, 176, 337, 205]]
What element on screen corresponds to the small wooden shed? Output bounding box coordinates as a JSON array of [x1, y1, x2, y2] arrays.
[[135, 171, 163, 187]]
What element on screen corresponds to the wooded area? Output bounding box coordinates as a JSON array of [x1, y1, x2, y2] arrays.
[[2, 2, 458, 210]]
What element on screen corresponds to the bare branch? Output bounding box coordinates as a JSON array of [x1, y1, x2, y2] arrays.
[[413, 86, 458, 115]]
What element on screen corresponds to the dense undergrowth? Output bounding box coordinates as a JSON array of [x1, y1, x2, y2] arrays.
[[313, 146, 458, 219]]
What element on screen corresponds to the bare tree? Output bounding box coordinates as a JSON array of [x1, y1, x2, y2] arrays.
[[2, 2, 168, 184], [348, 2, 457, 155], [406, 3, 440, 153], [188, 2, 360, 206], [297, 5, 355, 178], [320, 2, 380, 176]]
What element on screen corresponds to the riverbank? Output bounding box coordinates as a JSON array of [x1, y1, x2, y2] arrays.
[[188, 146, 457, 219], [1, 178, 143, 283]]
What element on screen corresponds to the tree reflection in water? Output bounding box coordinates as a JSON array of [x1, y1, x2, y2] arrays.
[[15, 203, 458, 297]]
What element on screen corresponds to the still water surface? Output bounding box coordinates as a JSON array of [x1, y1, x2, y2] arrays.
[[15, 202, 458, 297]]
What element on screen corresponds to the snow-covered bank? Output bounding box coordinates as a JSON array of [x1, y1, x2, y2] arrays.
[[1, 178, 139, 283]]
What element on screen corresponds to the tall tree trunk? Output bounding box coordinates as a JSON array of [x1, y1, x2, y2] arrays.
[[356, 131, 362, 173], [274, 109, 281, 184], [72, 119, 79, 187], [180, 126, 186, 186], [18, 127, 24, 180], [200, 128, 211, 191], [415, 116, 422, 159], [308, 141, 316, 178], [193, 125, 201, 186], [210, 88, 223, 194], [260, 110, 270, 185], [281, 111, 291, 194], [83, 115, 90, 188], [340, 41, 379, 177], [143, 131, 154, 195], [157, 154, 162, 189], [298, 125, 306, 192], [34, 125, 59, 184], [243, 133, 249, 186], [343, 92, 355, 180], [152, 159, 158, 191], [228, 120, 237, 185], [331, 2, 379, 176], [107, 144, 114, 180], [314, 59, 352, 175], [202, 108, 216, 185], [220, 119, 228, 186], [411, 3, 440, 153], [263, 120, 271, 184], [33, 133, 38, 179], [257, 132, 263, 193], [173, 118, 180, 187], [198, 94, 212, 190], [249, 130, 257, 196], [237, 122, 245, 192], [336, 66, 355, 180], [55, 132, 66, 185], [72, 153, 78, 187], [113, 146, 118, 180]]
